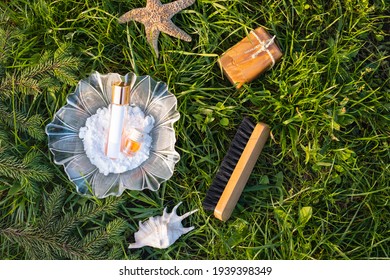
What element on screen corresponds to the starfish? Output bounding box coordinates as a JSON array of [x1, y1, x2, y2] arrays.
[[118, 0, 195, 57]]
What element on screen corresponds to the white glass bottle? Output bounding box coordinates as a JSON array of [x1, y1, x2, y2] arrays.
[[105, 82, 130, 159]]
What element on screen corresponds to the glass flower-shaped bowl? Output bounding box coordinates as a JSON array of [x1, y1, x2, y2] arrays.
[[45, 72, 180, 198]]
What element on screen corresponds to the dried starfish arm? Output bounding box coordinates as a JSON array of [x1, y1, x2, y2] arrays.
[[146, 0, 162, 8], [118, 8, 149, 24], [118, 0, 195, 57], [159, 21, 192, 42], [163, 0, 196, 16], [146, 28, 161, 57]]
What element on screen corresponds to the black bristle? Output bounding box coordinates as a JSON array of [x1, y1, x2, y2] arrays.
[[220, 164, 234, 174], [231, 139, 246, 150], [202, 117, 256, 212]]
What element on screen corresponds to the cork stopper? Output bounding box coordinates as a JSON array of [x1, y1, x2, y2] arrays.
[[218, 27, 283, 88]]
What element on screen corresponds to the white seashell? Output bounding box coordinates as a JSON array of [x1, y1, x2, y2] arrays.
[[128, 202, 198, 249]]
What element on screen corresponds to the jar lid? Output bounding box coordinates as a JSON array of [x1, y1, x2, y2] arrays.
[[127, 129, 144, 143]]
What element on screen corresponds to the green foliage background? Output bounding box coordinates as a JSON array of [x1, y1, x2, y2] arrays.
[[0, 0, 389, 259]]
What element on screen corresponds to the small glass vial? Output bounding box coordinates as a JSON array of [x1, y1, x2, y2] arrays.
[[122, 129, 144, 157]]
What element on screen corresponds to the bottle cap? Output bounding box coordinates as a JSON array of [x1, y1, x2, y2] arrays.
[[111, 82, 130, 105], [127, 129, 144, 143]]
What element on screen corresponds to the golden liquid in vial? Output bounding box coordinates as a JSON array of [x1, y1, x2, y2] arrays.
[[122, 129, 143, 157], [123, 138, 141, 156]]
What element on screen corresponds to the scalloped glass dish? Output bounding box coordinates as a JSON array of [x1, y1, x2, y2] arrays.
[[45, 72, 180, 198]]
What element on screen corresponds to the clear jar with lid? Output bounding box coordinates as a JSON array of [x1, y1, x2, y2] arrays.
[[122, 129, 144, 156]]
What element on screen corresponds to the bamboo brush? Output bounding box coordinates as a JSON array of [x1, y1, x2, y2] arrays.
[[203, 117, 270, 221]]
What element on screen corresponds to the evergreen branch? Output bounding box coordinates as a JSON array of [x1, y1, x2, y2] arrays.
[[106, 218, 128, 241], [39, 185, 65, 230], [0, 153, 53, 183], [79, 218, 127, 260], [0, 156, 26, 180], [0, 129, 10, 144], [80, 228, 110, 259], [0, 44, 80, 99], [0, 73, 41, 98], [0, 102, 45, 140], [0, 16, 21, 67], [54, 197, 123, 236], [19, 45, 80, 87], [82, 218, 127, 250], [0, 187, 126, 260], [0, 226, 93, 260], [0, 130, 10, 153], [0, 28, 11, 64], [52, 46, 81, 85]]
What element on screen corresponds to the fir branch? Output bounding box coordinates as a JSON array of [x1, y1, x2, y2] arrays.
[[0, 73, 41, 98], [0, 155, 27, 180], [0, 15, 21, 69], [0, 44, 81, 99], [0, 128, 10, 145], [39, 184, 65, 230], [0, 187, 126, 260], [21, 44, 80, 87], [0, 102, 45, 140], [53, 197, 122, 237], [52, 46, 81, 85], [0, 27, 11, 66], [82, 218, 127, 251], [1, 226, 92, 260], [0, 151, 53, 183]]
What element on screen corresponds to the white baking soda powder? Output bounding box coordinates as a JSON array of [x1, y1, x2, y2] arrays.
[[79, 106, 154, 176]]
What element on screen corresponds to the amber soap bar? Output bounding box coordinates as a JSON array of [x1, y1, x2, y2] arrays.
[[219, 27, 283, 88]]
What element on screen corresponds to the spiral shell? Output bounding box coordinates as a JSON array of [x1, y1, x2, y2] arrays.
[[129, 202, 198, 249]]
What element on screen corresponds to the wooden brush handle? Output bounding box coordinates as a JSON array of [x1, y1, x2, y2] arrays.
[[214, 122, 270, 221]]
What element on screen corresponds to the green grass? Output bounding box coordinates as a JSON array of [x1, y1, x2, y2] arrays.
[[0, 0, 389, 260]]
